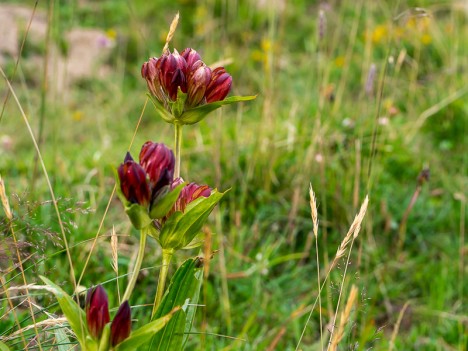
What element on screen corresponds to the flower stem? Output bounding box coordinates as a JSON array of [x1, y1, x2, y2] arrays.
[[152, 249, 173, 318], [122, 227, 148, 302], [174, 123, 182, 179]]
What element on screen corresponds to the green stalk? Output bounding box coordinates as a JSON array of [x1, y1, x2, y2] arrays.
[[122, 227, 148, 302], [152, 249, 174, 318], [174, 123, 182, 179]]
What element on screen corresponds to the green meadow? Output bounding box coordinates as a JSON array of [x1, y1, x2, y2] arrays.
[[0, 0, 466, 350]]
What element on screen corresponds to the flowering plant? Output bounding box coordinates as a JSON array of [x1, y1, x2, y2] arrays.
[[41, 14, 255, 351]]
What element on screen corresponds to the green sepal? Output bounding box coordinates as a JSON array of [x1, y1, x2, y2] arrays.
[[40, 276, 88, 347], [149, 258, 203, 350], [85, 336, 99, 351], [147, 94, 176, 124], [150, 183, 185, 220], [159, 189, 227, 250], [178, 95, 257, 125], [125, 202, 152, 230], [115, 311, 175, 351], [169, 88, 188, 118], [98, 324, 110, 351]]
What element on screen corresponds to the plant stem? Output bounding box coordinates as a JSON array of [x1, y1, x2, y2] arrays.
[[122, 227, 148, 302], [152, 249, 174, 318], [174, 123, 182, 179]]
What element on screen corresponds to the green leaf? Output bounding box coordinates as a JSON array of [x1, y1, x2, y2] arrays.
[[148, 94, 175, 124], [40, 276, 87, 346], [150, 183, 185, 219], [54, 327, 72, 351], [148, 258, 203, 351], [115, 312, 174, 351], [159, 189, 226, 250], [0, 341, 11, 351], [181, 232, 204, 250], [178, 95, 257, 125]]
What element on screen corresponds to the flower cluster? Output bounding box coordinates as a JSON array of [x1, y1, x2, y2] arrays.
[[86, 285, 131, 347], [118, 141, 211, 229], [141, 48, 232, 112]]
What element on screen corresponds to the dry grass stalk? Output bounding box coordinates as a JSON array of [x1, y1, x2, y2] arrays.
[[162, 12, 180, 54], [110, 226, 121, 302], [0, 318, 68, 341], [389, 301, 410, 351], [110, 226, 118, 273], [309, 184, 319, 238], [332, 195, 369, 267], [309, 184, 323, 350], [329, 285, 358, 351], [0, 175, 12, 220]]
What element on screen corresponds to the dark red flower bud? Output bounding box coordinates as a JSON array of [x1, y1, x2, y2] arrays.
[[139, 142, 175, 194], [187, 60, 211, 107], [181, 48, 202, 69], [118, 153, 151, 206], [85, 285, 110, 339], [175, 182, 211, 213], [141, 58, 165, 103], [110, 301, 131, 346], [169, 67, 186, 100], [205, 67, 232, 103], [158, 51, 188, 101]]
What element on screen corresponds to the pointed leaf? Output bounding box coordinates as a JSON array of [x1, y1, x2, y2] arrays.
[[150, 183, 185, 219], [148, 258, 203, 350], [178, 95, 257, 125], [148, 94, 176, 124], [159, 189, 226, 250], [40, 276, 87, 346], [114, 312, 174, 351]]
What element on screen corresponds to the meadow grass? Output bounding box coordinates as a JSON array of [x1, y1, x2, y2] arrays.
[[0, 0, 466, 350]]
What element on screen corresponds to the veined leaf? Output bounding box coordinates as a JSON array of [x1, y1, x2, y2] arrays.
[[148, 258, 203, 350], [40, 276, 87, 346], [159, 189, 226, 250], [178, 95, 257, 125]]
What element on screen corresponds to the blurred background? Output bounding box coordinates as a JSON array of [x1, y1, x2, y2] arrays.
[[0, 0, 466, 350]]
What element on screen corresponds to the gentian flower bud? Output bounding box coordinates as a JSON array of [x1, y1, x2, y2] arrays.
[[141, 58, 165, 103], [139, 142, 175, 194], [118, 153, 151, 206], [110, 301, 131, 347], [181, 48, 202, 69], [187, 60, 211, 107], [158, 51, 188, 101], [175, 182, 211, 213], [85, 285, 110, 339], [205, 67, 232, 103]]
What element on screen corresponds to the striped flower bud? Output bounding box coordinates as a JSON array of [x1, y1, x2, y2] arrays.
[[139, 142, 175, 195], [118, 153, 151, 206], [187, 60, 211, 107], [205, 67, 232, 103], [110, 301, 132, 346], [85, 285, 110, 340]]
